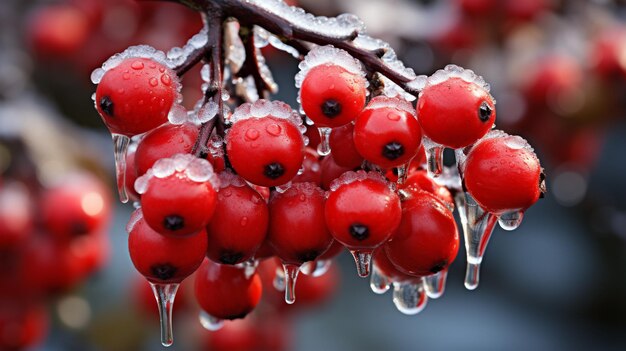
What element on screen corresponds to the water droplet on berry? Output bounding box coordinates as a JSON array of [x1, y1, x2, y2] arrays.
[[498, 210, 524, 230], [199, 311, 223, 331], [386, 112, 401, 121], [282, 263, 300, 304], [149, 282, 180, 347], [370, 267, 391, 294], [117, 88, 125, 94], [149, 77, 159, 87], [300, 259, 333, 277], [349, 249, 373, 278], [423, 269, 448, 299], [131, 60, 145, 70], [112, 134, 130, 204], [245, 128, 260, 141], [266, 123, 282, 136], [456, 193, 498, 290], [161, 74, 172, 86], [317, 127, 332, 156], [123, 72, 131, 80], [240, 217, 248, 226], [392, 281, 428, 315], [504, 136, 527, 150], [159, 67, 166, 73]]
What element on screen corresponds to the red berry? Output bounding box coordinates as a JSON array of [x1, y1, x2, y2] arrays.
[[0, 183, 33, 249], [329, 123, 363, 168], [373, 249, 419, 283], [402, 170, 454, 208], [27, 4, 89, 57], [385, 191, 459, 276], [136, 154, 218, 236], [0, 303, 48, 351], [134, 123, 199, 176], [418, 75, 495, 148], [206, 172, 269, 265], [95, 57, 178, 136], [319, 154, 353, 191], [354, 96, 422, 168], [268, 183, 333, 265], [325, 171, 401, 250], [40, 173, 110, 243], [128, 209, 207, 283], [226, 100, 305, 187], [291, 147, 322, 185], [462, 132, 544, 214], [300, 63, 366, 128], [194, 259, 262, 320]]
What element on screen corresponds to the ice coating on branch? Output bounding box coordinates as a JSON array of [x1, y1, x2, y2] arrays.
[[225, 21, 246, 73], [364, 96, 416, 116], [134, 154, 219, 194], [91, 45, 169, 84], [329, 170, 391, 192], [418, 65, 494, 101], [166, 27, 209, 68], [254, 47, 278, 93], [217, 171, 247, 189], [246, 0, 365, 38], [254, 26, 300, 59], [295, 45, 366, 89], [379, 76, 416, 102], [229, 99, 303, 129], [269, 182, 327, 202], [197, 101, 219, 123], [352, 34, 417, 82]]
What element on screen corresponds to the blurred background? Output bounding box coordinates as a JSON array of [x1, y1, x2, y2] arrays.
[[1, 0, 626, 350]]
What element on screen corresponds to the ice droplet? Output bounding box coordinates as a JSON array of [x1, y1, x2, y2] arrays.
[[423, 269, 448, 299], [273, 266, 286, 291], [498, 210, 524, 231], [392, 281, 428, 315], [168, 104, 188, 125], [112, 134, 130, 203], [424, 137, 444, 177], [370, 267, 391, 294], [350, 249, 373, 278], [149, 282, 180, 347], [316, 127, 332, 156], [456, 193, 498, 290], [395, 163, 409, 186], [282, 263, 300, 304], [300, 259, 332, 277], [197, 101, 219, 123], [199, 311, 223, 331]]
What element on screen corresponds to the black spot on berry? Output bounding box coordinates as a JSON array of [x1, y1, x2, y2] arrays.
[[430, 260, 448, 274], [264, 163, 285, 179], [478, 101, 492, 122], [70, 221, 89, 236], [382, 142, 405, 160], [151, 263, 178, 281], [100, 96, 114, 116], [219, 251, 244, 265], [349, 223, 369, 241], [297, 250, 320, 263], [321, 99, 342, 118], [163, 215, 184, 231]]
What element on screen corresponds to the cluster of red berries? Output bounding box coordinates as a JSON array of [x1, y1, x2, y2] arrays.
[[92, 0, 545, 347], [0, 171, 111, 350]]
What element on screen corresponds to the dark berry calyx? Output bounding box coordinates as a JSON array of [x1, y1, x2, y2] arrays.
[[150, 263, 178, 281], [429, 260, 448, 274], [163, 215, 185, 231], [349, 223, 369, 241], [321, 99, 342, 118], [382, 142, 405, 160], [297, 250, 320, 263], [478, 101, 492, 122], [219, 251, 244, 265], [264, 162, 285, 179], [100, 96, 114, 116]]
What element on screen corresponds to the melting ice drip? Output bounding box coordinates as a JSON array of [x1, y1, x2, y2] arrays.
[[134, 153, 219, 195]]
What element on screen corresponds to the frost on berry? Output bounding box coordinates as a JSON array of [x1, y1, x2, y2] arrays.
[[364, 96, 416, 117], [126, 208, 144, 233], [329, 170, 392, 192], [457, 130, 537, 175], [295, 46, 367, 90], [227, 99, 304, 133], [134, 154, 219, 194], [217, 171, 247, 189], [414, 65, 494, 101], [269, 181, 327, 202]]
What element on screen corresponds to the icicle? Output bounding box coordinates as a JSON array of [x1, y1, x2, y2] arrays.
[[392, 281, 428, 315], [282, 263, 300, 304], [423, 269, 448, 299], [317, 127, 332, 156], [396, 163, 409, 186], [300, 259, 332, 277], [497, 210, 524, 231], [370, 267, 391, 294], [457, 193, 498, 290], [349, 249, 373, 278], [199, 310, 224, 331], [149, 282, 180, 347], [425, 145, 444, 177], [112, 134, 130, 203]]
